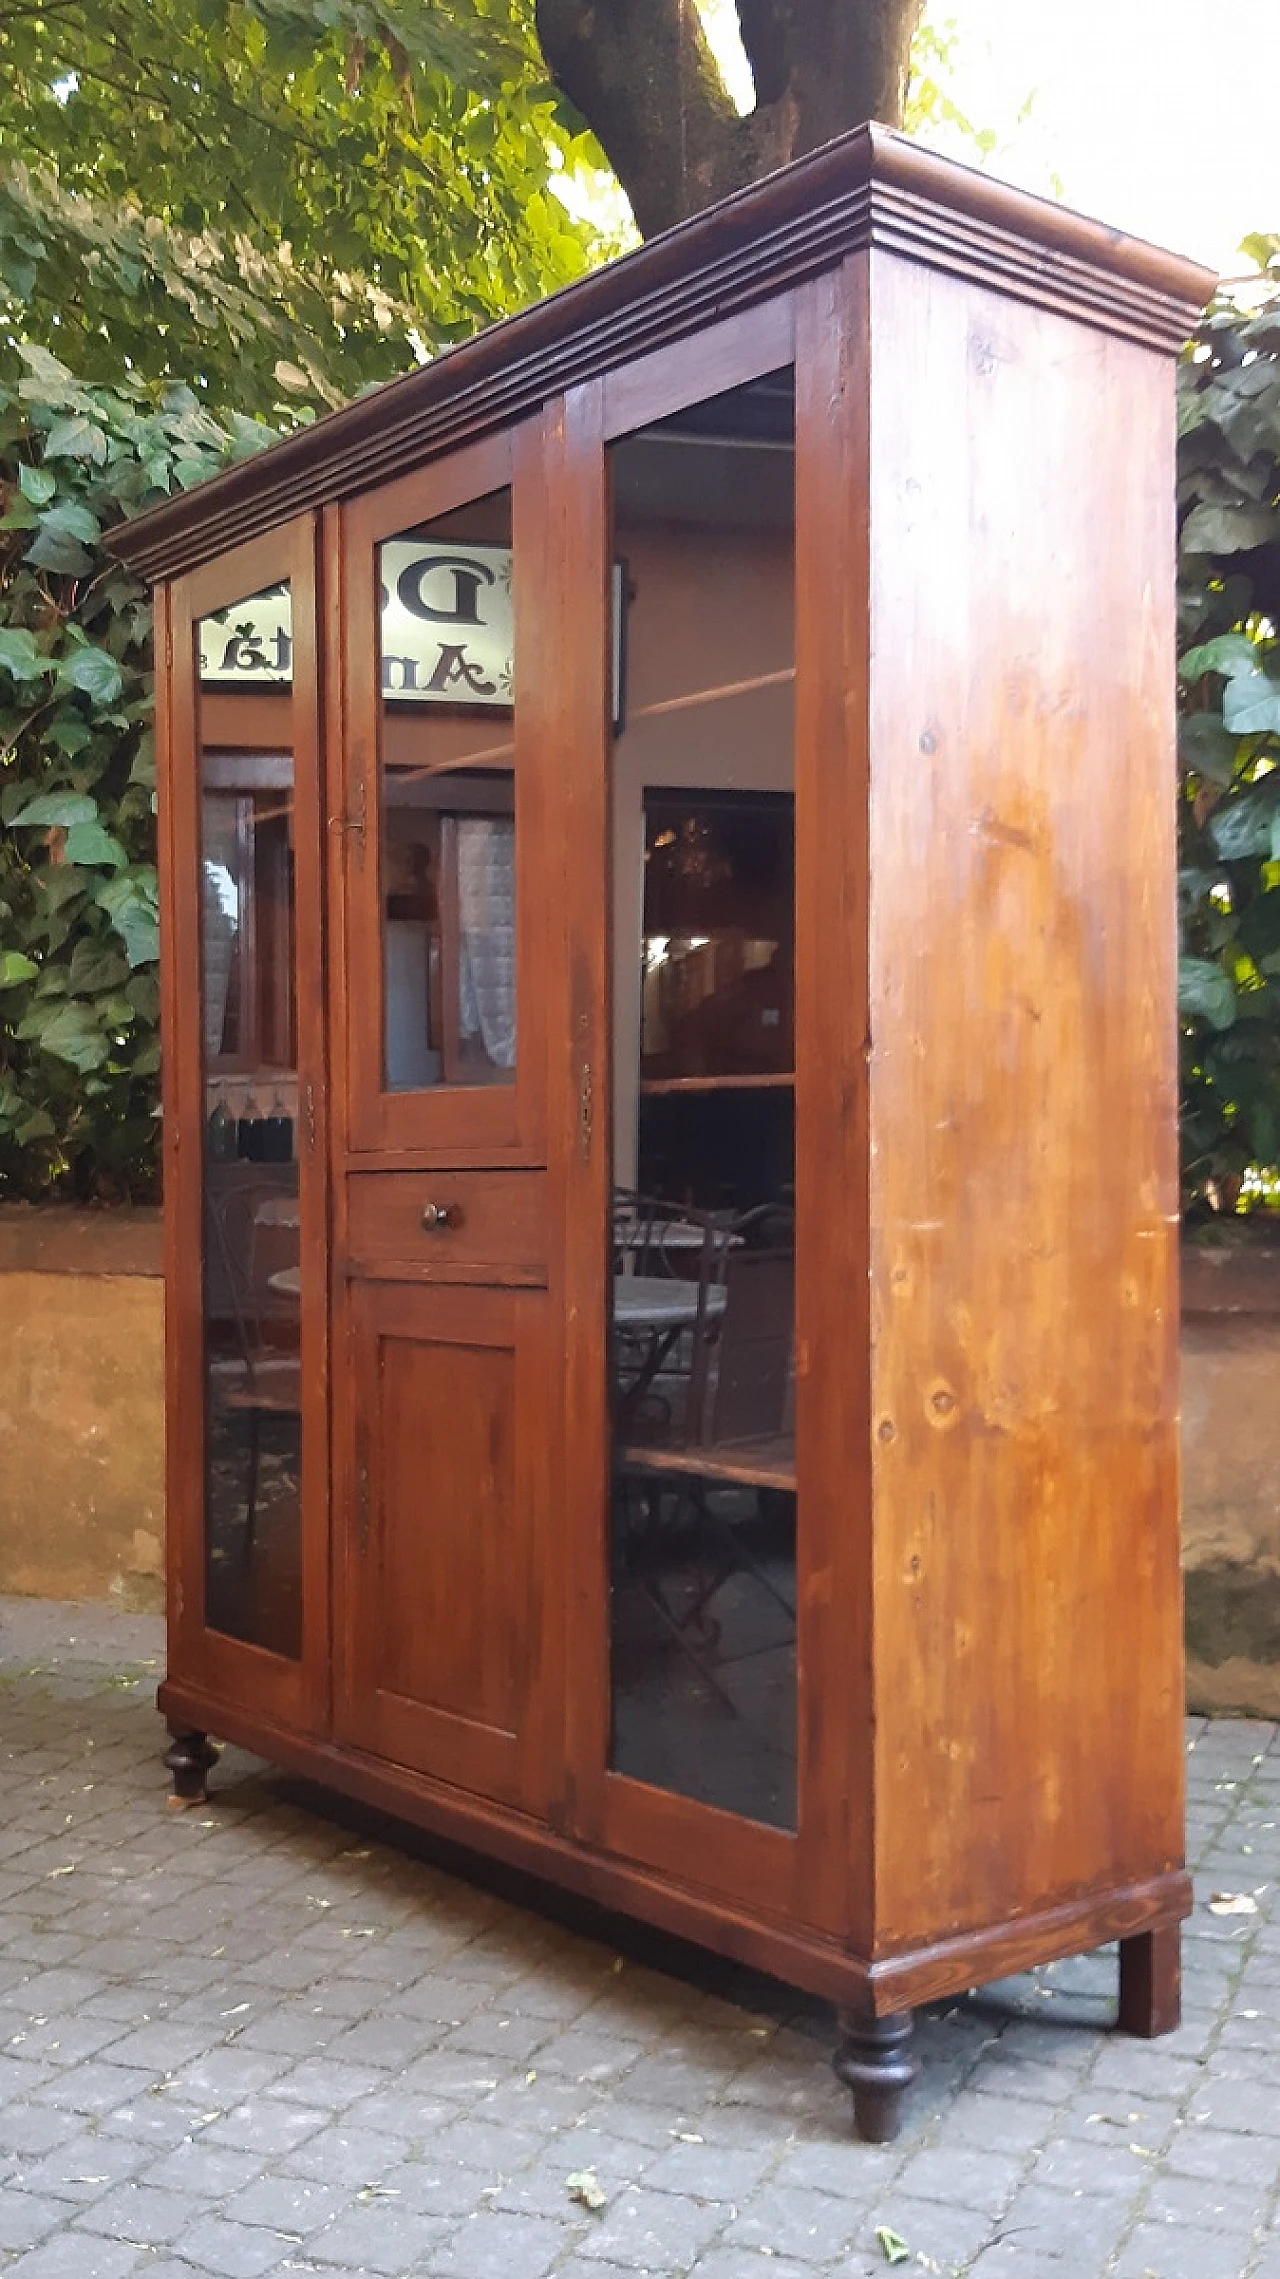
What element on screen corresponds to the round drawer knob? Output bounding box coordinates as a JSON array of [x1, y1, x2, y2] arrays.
[[421, 1202, 461, 1233]]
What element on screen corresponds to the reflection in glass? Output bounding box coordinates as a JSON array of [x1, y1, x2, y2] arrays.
[[198, 589, 301, 1656], [608, 370, 797, 1830], [379, 489, 516, 1091]]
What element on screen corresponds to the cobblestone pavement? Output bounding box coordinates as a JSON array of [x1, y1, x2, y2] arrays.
[[1, 1597, 1278, 2279]]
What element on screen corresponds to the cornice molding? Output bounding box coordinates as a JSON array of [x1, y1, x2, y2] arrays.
[[111, 123, 1215, 586]]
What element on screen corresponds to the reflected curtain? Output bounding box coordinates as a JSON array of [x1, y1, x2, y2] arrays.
[[456, 815, 516, 1068]]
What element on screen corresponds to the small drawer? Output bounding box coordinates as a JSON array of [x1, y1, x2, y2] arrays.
[[344, 1170, 548, 1286]]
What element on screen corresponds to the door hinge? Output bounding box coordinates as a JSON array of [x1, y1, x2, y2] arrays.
[[327, 765, 367, 863], [579, 1060, 593, 1162], [304, 1078, 317, 1158], [352, 770, 367, 865]]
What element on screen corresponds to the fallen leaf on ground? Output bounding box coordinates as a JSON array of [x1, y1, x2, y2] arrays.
[[875, 2226, 911, 2266], [1208, 1892, 1258, 1916], [567, 2169, 608, 2213]]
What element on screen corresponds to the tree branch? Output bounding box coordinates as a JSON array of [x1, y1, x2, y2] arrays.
[[734, 0, 788, 108], [536, 0, 925, 236], [535, 0, 743, 238]]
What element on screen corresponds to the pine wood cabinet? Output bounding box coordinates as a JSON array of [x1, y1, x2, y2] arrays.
[[116, 125, 1214, 2139]]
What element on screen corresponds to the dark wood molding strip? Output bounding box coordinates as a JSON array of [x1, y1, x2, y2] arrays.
[[112, 124, 1213, 588], [868, 1869, 1195, 2012]]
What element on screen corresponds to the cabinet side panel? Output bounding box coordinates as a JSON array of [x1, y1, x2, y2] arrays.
[[867, 253, 1183, 1952]]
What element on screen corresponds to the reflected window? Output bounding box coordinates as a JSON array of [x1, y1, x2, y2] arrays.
[[607, 369, 797, 1831], [198, 594, 301, 1658], [378, 490, 516, 1091]]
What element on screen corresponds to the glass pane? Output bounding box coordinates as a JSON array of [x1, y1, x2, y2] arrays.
[[198, 586, 301, 1657], [607, 368, 797, 1830], [379, 489, 516, 1090]]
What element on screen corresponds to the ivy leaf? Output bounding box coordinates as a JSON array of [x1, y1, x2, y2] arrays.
[[17, 461, 57, 506], [1178, 633, 1262, 682], [1178, 713, 1238, 787], [1223, 671, 1280, 739], [39, 497, 99, 544], [1182, 501, 1277, 555], [25, 524, 93, 575], [56, 646, 124, 704], [0, 626, 52, 681], [42, 414, 108, 464], [96, 873, 160, 967], [20, 999, 110, 1071], [1209, 786, 1280, 861], [16, 343, 79, 404], [10, 790, 98, 827], [64, 820, 127, 869], [0, 950, 38, 987], [69, 939, 129, 992], [1179, 957, 1237, 1031]]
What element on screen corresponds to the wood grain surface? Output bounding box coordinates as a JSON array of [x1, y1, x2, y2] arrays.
[[864, 252, 1184, 1953]]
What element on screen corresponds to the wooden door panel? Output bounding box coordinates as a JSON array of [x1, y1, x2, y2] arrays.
[[338, 1282, 550, 1809]]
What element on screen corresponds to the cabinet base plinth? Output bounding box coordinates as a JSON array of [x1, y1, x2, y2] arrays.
[[164, 1728, 219, 1808], [833, 2008, 917, 2142]]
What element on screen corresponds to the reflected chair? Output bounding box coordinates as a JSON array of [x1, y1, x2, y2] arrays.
[[614, 1204, 795, 1708], [204, 1177, 302, 1547]]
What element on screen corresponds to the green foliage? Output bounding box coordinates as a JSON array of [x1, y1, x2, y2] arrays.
[[1177, 236, 1280, 1215], [0, 353, 258, 1199], [0, 1, 606, 407], [0, 0, 616, 1201]]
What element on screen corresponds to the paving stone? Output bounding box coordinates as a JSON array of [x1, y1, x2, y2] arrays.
[[1111, 2220, 1261, 2279], [431, 2206, 581, 2278], [720, 2180, 866, 2261], [859, 2195, 995, 2271], [286, 2122, 417, 2185], [224, 2178, 346, 2233], [893, 2140, 1026, 2214], [141, 2137, 268, 2198], [204, 2099, 333, 2157], [1, 2239, 148, 2279], [0, 2191, 71, 2253], [73, 2182, 198, 2246], [171, 2212, 300, 2277], [1031, 2134, 1160, 2195], [3, 1600, 1279, 2279], [13, 2128, 152, 2201], [641, 2135, 776, 2204], [306, 2202, 458, 2274], [32, 2057, 159, 2114], [996, 2179, 1143, 2263], [572, 2182, 730, 2267], [1162, 2119, 1280, 2187], [1141, 2163, 1268, 2232]]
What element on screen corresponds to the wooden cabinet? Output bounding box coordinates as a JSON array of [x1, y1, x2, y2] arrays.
[[119, 125, 1214, 2140]]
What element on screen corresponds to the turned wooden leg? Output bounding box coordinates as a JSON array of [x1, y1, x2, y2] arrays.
[[164, 1728, 219, 1809], [834, 2007, 917, 2142]]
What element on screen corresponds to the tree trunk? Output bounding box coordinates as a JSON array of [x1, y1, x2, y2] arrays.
[[535, 0, 924, 237]]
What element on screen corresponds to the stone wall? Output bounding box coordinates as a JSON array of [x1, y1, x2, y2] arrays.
[[2, 1210, 1278, 1709], [1181, 1239, 1280, 1718], [0, 1206, 164, 1609]]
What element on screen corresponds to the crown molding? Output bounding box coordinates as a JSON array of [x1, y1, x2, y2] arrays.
[[111, 124, 1215, 587]]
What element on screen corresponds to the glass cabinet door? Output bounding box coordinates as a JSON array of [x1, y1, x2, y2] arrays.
[[342, 435, 542, 1159], [167, 521, 325, 1726], [604, 363, 799, 1837]]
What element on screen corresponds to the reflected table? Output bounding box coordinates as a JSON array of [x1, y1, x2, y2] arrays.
[[612, 1274, 725, 1438]]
